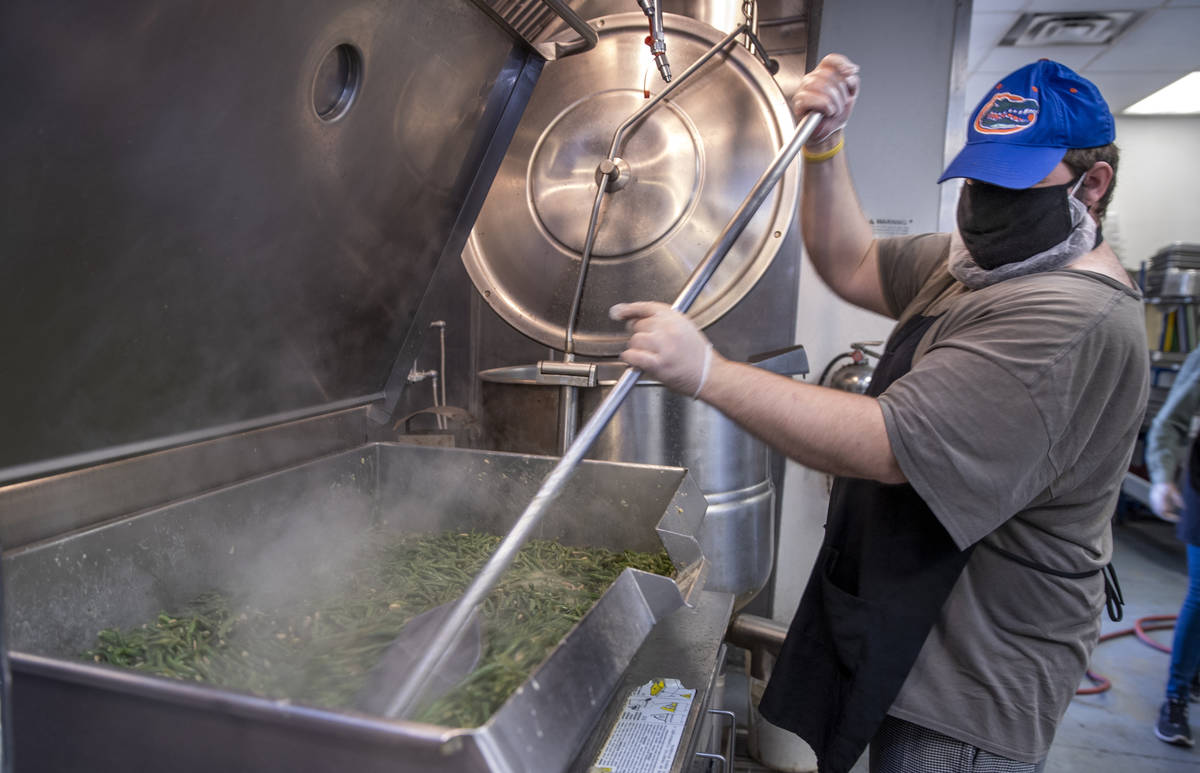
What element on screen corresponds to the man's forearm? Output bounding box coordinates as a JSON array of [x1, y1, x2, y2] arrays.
[[700, 355, 905, 483]]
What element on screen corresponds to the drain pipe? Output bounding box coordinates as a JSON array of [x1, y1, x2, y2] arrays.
[[726, 612, 788, 681]]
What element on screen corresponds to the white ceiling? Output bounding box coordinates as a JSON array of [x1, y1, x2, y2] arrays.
[[967, 0, 1200, 114]]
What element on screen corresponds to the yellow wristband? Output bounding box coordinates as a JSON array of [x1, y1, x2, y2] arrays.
[[802, 136, 844, 163]]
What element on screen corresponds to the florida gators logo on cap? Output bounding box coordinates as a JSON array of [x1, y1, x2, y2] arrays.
[[973, 92, 1039, 135]]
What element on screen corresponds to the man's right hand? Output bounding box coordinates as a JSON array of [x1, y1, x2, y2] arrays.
[[791, 54, 861, 150], [1149, 481, 1183, 523]]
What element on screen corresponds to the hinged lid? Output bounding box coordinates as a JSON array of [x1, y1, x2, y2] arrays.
[[0, 1, 535, 481], [463, 12, 798, 356]]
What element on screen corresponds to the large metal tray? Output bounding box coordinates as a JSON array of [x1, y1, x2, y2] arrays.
[[3, 443, 707, 772]]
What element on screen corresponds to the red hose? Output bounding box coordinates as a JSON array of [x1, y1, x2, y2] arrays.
[[1076, 615, 1177, 695]]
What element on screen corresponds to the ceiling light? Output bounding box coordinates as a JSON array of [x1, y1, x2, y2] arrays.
[[1124, 72, 1200, 115]]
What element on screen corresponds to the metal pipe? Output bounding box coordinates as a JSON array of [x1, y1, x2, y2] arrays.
[[430, 376, 441, 430], [726, 612, 788, 681], [606, 23, 747, 161], [741, 0, 758, 56], [558, 383, 579, 453], [726, 612, 788, 653], [432, 321, 448, 430], [539, 0, 599, 58], [383, 107, 822, 722], [563, 179, 610, 356], [636, 0, 671, 82]]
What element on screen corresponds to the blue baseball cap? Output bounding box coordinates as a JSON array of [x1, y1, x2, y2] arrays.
[[939, 60, 1115, 189]]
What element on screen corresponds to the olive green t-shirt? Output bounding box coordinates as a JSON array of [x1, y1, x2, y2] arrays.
[[873, 233, 1148, 763]]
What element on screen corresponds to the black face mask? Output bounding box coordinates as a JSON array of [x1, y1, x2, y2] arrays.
[[956, 180, 1077, 270]]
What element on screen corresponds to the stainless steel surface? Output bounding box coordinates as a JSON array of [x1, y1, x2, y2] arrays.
[[472, 0, 599, 60], [482, 359, 779, 607], [726, 612, 786, 681], [535, 0, 601, 58], [0, 1, 533, 480], [741, 0, 759, 54], [637, 0, 674, 81], [0, 407, 372, 548], [826, 362, 874, 394], [546, 1, 752, 38], [401, 107, 818, 716], [565, 21, 754, 360], [577, 363, 775, 607], [463, 12, 799, 356], [556, 22, 760, 455], [384, 365, 646, 718], [3, 443, 708, 772], [541, 2, 818, 95], [726, 612, 788, 653], [570, 592, 734, 772], [1157, 268, 1200, 299], [0, 393, 382, 489], [749, 344, 811, 376], [377, 52, 544, 432]]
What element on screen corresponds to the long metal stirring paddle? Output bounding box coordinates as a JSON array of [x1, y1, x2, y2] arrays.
[[380, 114, 822, 724]]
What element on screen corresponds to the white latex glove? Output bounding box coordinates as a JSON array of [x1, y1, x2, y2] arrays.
[[790, 53, 861, 148], [1149, 481, 1184, 523], [610, 301, 718, 398]]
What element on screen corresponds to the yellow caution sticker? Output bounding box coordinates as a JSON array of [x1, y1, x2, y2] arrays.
[[591, 678, 696, 773]]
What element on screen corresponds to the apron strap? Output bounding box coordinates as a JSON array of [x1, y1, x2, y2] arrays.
[[978, 540, 1124, 622]]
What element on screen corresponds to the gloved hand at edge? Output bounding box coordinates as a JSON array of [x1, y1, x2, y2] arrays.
[[610, 301, 720, 399], [1149, 480, 1183, 523], [791, 53, 861, 149]]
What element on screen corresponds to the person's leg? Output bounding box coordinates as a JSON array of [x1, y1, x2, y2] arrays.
[[869, 716, 1042, 773], [1158, 493, 1200, 745], [1166, 543, 1200, 699]]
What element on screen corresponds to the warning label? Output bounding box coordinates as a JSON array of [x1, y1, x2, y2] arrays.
[[869, 217, 914, 237], [589, 679, 696, 773]]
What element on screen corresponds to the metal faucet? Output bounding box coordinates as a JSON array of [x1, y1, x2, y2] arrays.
[[636, 0, 671, 82]]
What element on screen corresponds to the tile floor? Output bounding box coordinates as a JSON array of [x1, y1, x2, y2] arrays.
[[1045, 515, 1198, 772]]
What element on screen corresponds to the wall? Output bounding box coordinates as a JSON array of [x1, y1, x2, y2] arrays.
[[1108, 115, 1200, 270], [774, 0, 966, 621]]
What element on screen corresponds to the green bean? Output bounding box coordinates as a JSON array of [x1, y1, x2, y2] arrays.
[[84, 531, 674, 727]]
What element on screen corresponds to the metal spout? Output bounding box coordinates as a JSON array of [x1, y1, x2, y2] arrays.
[[636, 0, 671, 82]]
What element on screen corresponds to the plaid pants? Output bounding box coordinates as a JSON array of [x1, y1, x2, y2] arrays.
[[869, 716, 1047, 773]]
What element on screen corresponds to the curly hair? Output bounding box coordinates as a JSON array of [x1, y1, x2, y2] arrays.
[[1063, 143, 1119, 221]]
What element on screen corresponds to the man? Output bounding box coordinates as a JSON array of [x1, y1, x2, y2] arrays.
[[612, 57, 1149, 772], [1146, 343, 1200, 747]]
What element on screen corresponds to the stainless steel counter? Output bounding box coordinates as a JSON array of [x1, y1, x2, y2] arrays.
[[572, 589, 736, 772]]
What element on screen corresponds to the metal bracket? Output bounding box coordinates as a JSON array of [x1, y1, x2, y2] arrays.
[[695, 708, 736, 772], [537, 360, 598, 387]]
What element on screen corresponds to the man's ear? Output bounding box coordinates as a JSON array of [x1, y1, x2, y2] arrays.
[[1078, 161, 1114, 211]]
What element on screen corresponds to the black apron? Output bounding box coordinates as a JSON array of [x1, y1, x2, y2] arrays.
[[758, 314, 975, 773]]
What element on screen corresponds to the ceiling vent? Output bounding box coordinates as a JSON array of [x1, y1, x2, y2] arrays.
[[1000, 11, 1141, 47]]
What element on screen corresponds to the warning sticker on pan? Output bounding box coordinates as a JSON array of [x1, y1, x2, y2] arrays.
[[589, 678, 695, 773]]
